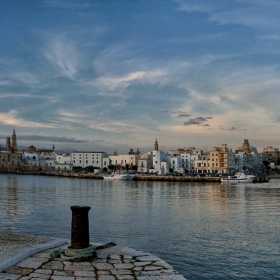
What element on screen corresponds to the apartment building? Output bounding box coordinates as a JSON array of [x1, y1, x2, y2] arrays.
[[210, 144, 235, 173]]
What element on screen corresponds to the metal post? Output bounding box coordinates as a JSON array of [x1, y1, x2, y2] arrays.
[[70, 206, 91, 249]]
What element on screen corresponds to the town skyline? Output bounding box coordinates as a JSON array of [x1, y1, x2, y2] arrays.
[[1, 1, 280, 151]]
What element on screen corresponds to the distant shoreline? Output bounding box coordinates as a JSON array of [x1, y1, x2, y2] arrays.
[[0, 171, 270, 183]]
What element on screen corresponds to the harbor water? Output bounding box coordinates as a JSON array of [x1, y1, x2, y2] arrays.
[[0, 174, 280, 279]]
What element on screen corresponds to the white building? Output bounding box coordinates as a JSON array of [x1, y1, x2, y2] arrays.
[[108, 149, 140, 170], [151, 139, 170, 174], [138, 152, 153, 173], [71, 152, 108, 169]]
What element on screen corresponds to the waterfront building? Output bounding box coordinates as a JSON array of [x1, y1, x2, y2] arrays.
[[151, 139, 170, 174], [210, 144, 235, 173], [71, 151, 108, 169], [137, 152, 153, 173], [108, 149, 140, 170], [262, 146, 279, 164], [0, 150, 23, 171], [195, 155, 211, 173]]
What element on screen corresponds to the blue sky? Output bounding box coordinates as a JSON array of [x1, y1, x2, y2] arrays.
[[0, 0, 280, 153]]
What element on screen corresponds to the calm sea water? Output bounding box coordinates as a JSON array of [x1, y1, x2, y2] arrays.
[[1, 174, 280, 279]]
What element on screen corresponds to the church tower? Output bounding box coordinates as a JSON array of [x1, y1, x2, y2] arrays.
[[12, 129, 17, 151], [154, 138, 159, 151]]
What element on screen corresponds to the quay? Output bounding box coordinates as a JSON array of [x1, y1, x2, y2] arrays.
[[0, 232, 186, 280], [0, 171, 269, 183]]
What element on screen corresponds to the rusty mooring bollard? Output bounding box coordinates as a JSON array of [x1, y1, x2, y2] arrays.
[[70, 206, 91, 249]]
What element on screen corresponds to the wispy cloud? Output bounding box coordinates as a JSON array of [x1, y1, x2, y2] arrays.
[[43, 37, 80, 79], [0, 110, 58, 128]]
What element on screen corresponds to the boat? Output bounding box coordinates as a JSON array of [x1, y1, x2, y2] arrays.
[[126, 174, 135, 180], [221, 172, 256, 183], [103, 172, 128, 180]]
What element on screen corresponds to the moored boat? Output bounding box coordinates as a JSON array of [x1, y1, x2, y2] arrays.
[[103, 172, 128, 180], [221, 172, 255, 183]]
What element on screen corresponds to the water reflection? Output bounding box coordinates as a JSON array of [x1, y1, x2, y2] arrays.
[[1, 175, 280, 279]]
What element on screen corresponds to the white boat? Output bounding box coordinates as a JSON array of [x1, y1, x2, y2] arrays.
[[221, 172, 256, 183], [104, 172, 128, 180], [126, 174, 135, 180]]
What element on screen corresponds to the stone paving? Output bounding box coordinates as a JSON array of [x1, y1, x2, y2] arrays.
[[0, 233, 51, 253], [0, 243, 186, 280]]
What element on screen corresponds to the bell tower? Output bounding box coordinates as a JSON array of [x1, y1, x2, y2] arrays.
[[12, 129, 17, 151], [154, 138, 159, 151]]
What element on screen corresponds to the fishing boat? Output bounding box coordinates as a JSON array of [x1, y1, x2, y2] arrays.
[[221, 172, 255, 183], [103, 172, 128, 180]]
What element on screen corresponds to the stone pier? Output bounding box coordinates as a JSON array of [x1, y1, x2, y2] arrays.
[[0, 233, 186, 280]]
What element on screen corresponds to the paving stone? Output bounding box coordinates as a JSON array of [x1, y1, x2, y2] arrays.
[[98, 276, 115, 280], [17, 258, 47, 269], [108, 260, 122, 264], [97, 271, 111, 275], [33, 252, 51, 259], [5, 267, 33, 276], [76, 278, 96, 280], [92, 259, 107, 263], [152, 261, 173, 269], [115, 276, 134, 280], [0, 273, 20, 280], [63, 263, 81, 271], [136, 256, 160, 262], [51, 276, 75, 280], [17, 277, 31, 280], [109, 255, 121, 260], [122, 256, 132, 260], [110, 270, 132, 275], [143, 266, 162, 271], [133, 267, 143, 271], [113, 264, 134, 270], [74, 271, 96, 277], [53, 270, 73, 277], [33, 270, 52, 275], [92, 263, 114, 270], [134, 262, 151, 267], [28, 272, 50, 279], [49, 261, 64, 270]]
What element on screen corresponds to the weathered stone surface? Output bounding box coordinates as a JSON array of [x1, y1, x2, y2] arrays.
[[133, 267, 143, 271], [34, 269, 52, 275], [109, 255, 121, 260], [51, 276, 75, 280], [17, 276, 30, 280], [143, 266, 162, 271], [115, 275, 134, 280], [28, 272, 50, 279], [110, 269, 132, 275], [53, 270, 73, 277], [113, 264, 134, 270], [97, 271, 111, 275], [17, 258, 48, 269], [136, 256, 160, 262], [49, 261, 64, 270], [98, 276, 115, 280], [122, 256, 132, 260], [92, 263, 114, 270], [134, 262, 151, 267], [76, 278, 96, 280], [5, 267, 33, 276], [108, 260, 122, 264], [74, 270, 96, 277], [0, 273, 20, 280], [153, 261, 173, 269]]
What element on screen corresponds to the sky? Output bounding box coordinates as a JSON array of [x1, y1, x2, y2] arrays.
[[0, 0, 280, 153]]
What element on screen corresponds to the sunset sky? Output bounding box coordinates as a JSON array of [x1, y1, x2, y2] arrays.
[[1, 0, 280, 153]]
